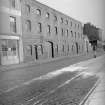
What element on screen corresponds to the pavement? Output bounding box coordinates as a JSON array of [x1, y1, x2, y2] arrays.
[[84, 70, 105, 105], [0, 49, 104, 72], [74, 54, 105, 105]]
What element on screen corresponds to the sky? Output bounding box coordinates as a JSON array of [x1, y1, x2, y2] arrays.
[[37, 0, 105, 40]]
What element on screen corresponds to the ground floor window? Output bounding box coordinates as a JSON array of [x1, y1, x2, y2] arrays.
[[0, 39, 18, 57], [0, 39, 19, 65]]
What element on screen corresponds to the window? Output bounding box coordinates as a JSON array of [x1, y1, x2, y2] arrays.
[[1, 39, 18, 56], [66, 29, 69, 37], [37, 45, 43, 56], [54, 15, 57, 21], [75, 32, 76, 38], [46, 12, 50, 18], [65, 20, 68, 25], [78, 24, 79, 29], [25, 4, 30, 14], [1, 40, 8, 56], [71, 31, 73, 37], [75, 24, 76, 28], [72, 45, 74, 51], [68, 45, 69, 52], [25, 20, 31, 32], [61, 18, 63, 23], [38, 23, 42, 32], [55, 26, 58, 35], [62, 45, 64, 52], [10, 0, 15, 8], [78, 33, 80, 38], [11, 40, 18, 56], [36, 9, 41, 15], [57, 45, 58, 53], [10, 16, 16, 33], [71, 21, 72, 27], [47, 25, 51, 34], [61, 28, 64, 36]]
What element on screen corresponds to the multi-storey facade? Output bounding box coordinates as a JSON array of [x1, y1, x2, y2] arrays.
[[0, 0, 84, 65], [0, 0, 23, 65]]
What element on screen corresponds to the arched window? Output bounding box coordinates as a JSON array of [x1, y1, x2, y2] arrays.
[[75, 32, 76, 38], [71, 21, 72, 27], [65, 20, 68, 25], [68, 45, 69, 52], [61, 18, 63, 23], [62, 45, 64, 52], [61, 28, 64, 36], [72, 45, 74, 51], [25, 4, 30, 14], [78, 24, 79, 29], [54, 15, 57, 21], [25, 20, 31, 32], [38, 22, 42, 32], [47, 25, 51, 34], [66, 29, 69, 37], [78, 33, 80, 38], [71, 31, 73, 37], [55, 26, 58, 35], [36, 9, 41, 15], [46, 12, 50, 18]]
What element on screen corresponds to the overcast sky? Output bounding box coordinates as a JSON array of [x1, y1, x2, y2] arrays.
[[37, 0, 105, 40]]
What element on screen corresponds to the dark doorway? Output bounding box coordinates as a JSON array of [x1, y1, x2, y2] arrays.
[[47, 41, 54, 58], [34, 45, 38, 60], [76, 42, 79, 54]]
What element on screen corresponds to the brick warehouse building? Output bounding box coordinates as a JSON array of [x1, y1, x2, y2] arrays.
[[0, 0, 84, 65]]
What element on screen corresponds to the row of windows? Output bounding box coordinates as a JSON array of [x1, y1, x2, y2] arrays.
[[9, 15, 82, 39], [25, 4, 81, 29], [9, 0, 82, 30], [25, 20, 82, 38]]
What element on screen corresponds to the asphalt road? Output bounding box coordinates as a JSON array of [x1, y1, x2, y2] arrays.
[[0, 54, 105, 105], [0, 53, 94, 93]]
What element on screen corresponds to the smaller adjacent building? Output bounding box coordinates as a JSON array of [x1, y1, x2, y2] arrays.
[[83, 35, 92, 53], [97, 28, 103, 41], [0, 0, 23, 65]]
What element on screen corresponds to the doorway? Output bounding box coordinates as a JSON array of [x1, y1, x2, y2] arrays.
[[76, 42, 79, 54], [46, 41, 54, 58]]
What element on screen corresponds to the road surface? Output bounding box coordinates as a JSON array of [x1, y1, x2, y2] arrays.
[[0, 54, 105, 105]]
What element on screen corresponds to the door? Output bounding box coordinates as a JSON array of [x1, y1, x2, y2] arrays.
[[34, 45, 38, 60], [48, 41, 54, 58], [76, 42, 79, 54]]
